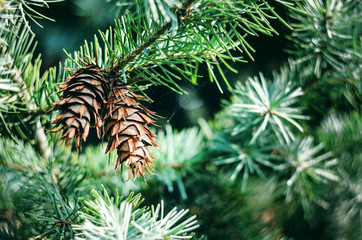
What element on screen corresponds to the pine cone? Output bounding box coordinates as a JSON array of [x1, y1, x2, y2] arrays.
[[51, 65, 110, 150], [104, 84, 157, 180]]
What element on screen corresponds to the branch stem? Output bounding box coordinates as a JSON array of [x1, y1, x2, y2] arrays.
[[109, 21, 171, 73]]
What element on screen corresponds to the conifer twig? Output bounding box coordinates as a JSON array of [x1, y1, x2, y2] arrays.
[[109, 21, 171, 73], [125, 49, 213, 80], [108, 0, 196, 74]]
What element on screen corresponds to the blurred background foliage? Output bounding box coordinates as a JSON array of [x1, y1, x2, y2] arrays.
[[0, 0, 361, 239]]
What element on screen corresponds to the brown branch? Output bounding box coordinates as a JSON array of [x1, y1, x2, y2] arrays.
[[109, 21, 171, 73]]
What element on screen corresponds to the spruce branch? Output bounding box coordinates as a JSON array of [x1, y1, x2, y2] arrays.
[[65, 0, 305, 93], [27, 169, 82, 240], [0, 1, 63, 157], [210, 130, 279, 192], [287, 0, 361, 79], [109, 21, 172, 73], [227, 67, 308, 144], [278, 136, 340, 217], [73, 186, 199, 239], [7, 58, 51, 159], [0, 50, 51, 158], [0, 0, 61, 35], [150, 125, 205, 200]]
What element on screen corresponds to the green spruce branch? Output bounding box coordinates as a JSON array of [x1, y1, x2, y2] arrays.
[[65, 0, 305, 94], [109, 20, 172, 73]]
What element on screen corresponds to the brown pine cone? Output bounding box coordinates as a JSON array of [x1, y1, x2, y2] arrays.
[[104, 84, 158, 180], [50, 65, 110, 150]]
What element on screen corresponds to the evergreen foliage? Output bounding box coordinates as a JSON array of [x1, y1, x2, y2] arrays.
[[0, 0, 361, 239], [73, 187, 198, 239], [226, 70, 308, 144], [150, 125, 205, 200]]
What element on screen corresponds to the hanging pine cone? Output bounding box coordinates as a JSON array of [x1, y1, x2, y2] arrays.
[[50, 65, 110, 150], [104, 83, 158, 180]]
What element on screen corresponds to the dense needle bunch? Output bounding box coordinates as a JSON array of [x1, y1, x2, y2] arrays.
[[51, 65, 110, 150], [104, 83, 158, 180]]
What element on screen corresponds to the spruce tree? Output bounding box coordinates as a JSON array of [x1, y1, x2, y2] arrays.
[[0, 0, 360, 239]]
